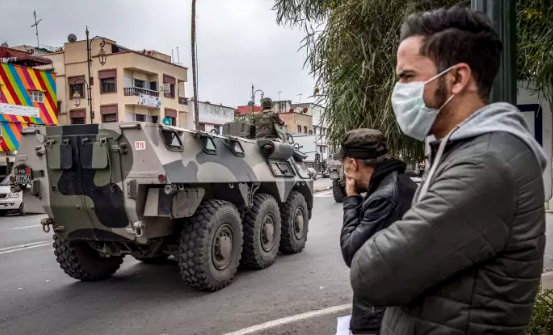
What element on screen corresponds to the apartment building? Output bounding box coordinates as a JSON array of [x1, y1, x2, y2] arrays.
[[37, 36, 188, 126], [0, 47, 58, 177]]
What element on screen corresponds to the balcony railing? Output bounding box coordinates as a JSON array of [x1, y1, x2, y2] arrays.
[[178, 97, 188, 105], [124, 87, 159, 97]]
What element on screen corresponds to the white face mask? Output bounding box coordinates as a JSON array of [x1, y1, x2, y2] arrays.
[[391, 66, 456, 141]]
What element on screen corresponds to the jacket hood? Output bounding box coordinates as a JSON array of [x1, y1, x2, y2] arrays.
[[446, 102, 547, 172]]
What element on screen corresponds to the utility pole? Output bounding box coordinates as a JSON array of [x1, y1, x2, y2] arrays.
[[31, 10, 42, 48], [191, 0, 200, 130], [471, 0, 516, 105], [297, 93, 302, 103]]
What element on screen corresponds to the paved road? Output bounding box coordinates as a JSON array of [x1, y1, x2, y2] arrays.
[[0, 195, 551, 335], [314, 176, 332, 191]]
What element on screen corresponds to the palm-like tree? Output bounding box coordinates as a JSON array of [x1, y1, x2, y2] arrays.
[[272, 0, 553, 163]]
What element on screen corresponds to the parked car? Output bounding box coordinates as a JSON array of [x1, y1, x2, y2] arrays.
[[0, 176, 24, 216]]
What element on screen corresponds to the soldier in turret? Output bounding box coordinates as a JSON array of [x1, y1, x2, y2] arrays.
[[253, 97, 287, 142]]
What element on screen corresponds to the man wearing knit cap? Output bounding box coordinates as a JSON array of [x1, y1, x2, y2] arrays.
[[338, 128, 417, 335]]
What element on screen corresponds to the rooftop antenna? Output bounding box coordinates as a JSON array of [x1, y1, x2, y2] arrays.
[[31, 10, 42, 48], [172, 49, 174, 64], [278, 91, 282, 101], [297, 93, 303, 103], [177, 46, 181, 66]]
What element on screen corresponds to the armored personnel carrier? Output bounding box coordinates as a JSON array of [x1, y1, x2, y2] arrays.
[[10, 121, 313, 292], [328, 154, 346, 203]]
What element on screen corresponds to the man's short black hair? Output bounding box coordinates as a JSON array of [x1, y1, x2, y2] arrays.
[[400, 5, 502, 100]]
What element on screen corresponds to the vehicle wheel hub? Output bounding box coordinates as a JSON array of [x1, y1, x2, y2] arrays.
[[293, 208, 304, 240], [261, 214, 275, 252], [213, 224, 234, 270]]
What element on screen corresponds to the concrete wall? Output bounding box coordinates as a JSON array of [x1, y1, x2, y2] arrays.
[[187, 101, 235, 131]]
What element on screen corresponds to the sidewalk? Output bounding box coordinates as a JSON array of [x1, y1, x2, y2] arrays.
[[543, 272, 553, 290]]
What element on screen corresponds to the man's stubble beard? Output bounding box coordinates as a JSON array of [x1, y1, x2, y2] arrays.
[[430, 76, 451, 136]]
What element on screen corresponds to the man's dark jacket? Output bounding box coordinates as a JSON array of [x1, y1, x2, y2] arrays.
[[341, 159, 418, 333]]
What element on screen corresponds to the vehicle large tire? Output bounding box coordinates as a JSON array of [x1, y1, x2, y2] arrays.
[[332, 179, 347, 203], [133, 255, 170, 264], [177, 199, 243, 292], [279, 191, 309, 254], [53, 234, 124, 281], [241, 193, 281, 269]]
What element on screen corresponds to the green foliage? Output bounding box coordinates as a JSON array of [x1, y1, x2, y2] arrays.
[[527, 286, 553, 335], [273, 0, 553, 163]]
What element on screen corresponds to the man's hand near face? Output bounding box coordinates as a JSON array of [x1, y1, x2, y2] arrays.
[[345, 176, 358, 196], [343, 160, 360, 196]]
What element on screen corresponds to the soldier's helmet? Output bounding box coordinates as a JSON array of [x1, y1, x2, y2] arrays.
[[261, 97, 273, 109]]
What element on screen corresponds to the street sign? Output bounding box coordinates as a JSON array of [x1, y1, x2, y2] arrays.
[[162, 117, 172, 126]]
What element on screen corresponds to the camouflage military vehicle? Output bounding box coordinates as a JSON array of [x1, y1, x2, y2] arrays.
[[328, 153, 346, 203], [10, 121, 313, 292]]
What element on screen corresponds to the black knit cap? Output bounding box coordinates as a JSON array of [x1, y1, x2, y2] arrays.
[[335, 128, 388, 160]]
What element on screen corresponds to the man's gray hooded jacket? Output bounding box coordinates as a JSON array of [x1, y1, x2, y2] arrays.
[[350, 102, 547, 335]]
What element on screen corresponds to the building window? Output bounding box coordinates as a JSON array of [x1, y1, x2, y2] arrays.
[[100, 104, 118, 123], [297, 125, 301, 133], [163, 74, 176, 98], [199, 124, 206, 131], [70, 83, 84, 98], [30, 91, 44, 103], [99, 70, 117, 94], [100, 78, 115, 93], [303, 126, 307, 134], [150, 82, 157, 91], [309, 130, 313, 135], [57, 101, 62, 114], [134, 79, 145, 89], [71, 117, 85, 124], [151, 115, 159, 124], [102, 113, 117, 123], [135, 114, 146, 122], [169, 117, 176, 126], [68, 76, 85, 99]]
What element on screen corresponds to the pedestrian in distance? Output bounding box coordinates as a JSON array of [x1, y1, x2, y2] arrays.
[[350, 5, 547, 335], [338, 128, 418, 335]]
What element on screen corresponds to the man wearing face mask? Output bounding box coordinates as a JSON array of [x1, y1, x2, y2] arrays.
[[350, 5, 546, 335], [339, 129, 417, 335]]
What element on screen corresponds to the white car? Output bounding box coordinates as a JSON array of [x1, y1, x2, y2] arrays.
[[0, 176, 24, 216]]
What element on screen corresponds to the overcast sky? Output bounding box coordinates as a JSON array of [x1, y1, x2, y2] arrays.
[[0, 0, 316, 107]]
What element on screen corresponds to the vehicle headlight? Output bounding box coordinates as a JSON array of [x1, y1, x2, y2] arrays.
[[8, 192, 19, 198]]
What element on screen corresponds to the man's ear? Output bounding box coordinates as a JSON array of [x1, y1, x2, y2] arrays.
[[350, 158, 359, 171]]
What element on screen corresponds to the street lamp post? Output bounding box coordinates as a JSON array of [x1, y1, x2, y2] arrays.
[[250, 85, 265, 114], [84, 26, 107, 124], [71, 77, 90, 108]]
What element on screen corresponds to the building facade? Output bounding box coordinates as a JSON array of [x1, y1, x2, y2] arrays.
[[187, 100, 236, 133], [0, 51, 58, 176], [37, 36, 188, 126]]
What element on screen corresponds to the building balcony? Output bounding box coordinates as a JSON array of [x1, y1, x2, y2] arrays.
[[123, 87, 161, 108], [124, 87, 159, 97], [178, 97, 188, 105]]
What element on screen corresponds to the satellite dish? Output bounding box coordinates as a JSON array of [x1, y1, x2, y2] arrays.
[[1, 42, 8, 47], [68, 34, 77, 43]]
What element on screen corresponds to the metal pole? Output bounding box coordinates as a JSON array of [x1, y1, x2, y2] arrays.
[[471, 0, 516, 105], [251, 84, 254, 114], [86, 27, 94, 123], [191, 0, 200, 131]]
